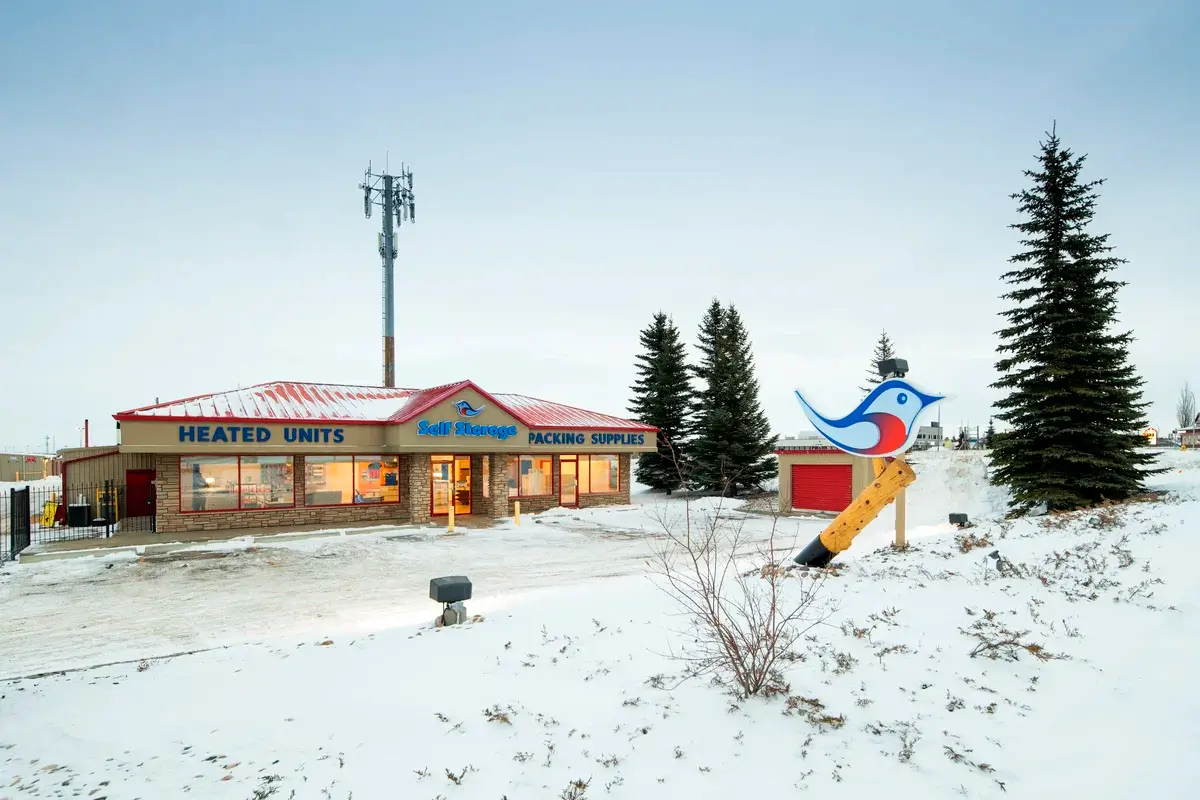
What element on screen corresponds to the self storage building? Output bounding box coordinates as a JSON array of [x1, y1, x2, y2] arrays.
[[113, 379, 657, 534]]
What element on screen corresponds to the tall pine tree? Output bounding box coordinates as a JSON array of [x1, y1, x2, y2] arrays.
[[689, 300, 729, 491], [991, 127, 1162, 513], [628, 311, 693, 492], [690, 299, 777, 495], [860, 330, 897, 395]]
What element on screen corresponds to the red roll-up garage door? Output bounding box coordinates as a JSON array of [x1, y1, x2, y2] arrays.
[[791, 464, 853, 512]]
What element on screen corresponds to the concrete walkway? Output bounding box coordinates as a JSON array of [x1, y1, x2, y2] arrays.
[[18, 515, 495, 563]]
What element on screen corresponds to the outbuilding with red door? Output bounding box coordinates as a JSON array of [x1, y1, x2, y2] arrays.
[[775, 437, 874, 514]]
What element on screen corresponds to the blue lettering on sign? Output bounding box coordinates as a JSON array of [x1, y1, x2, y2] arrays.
[[527, 431, 646, 446], [416, 419, 518, 441], [178, 425, 344, 445]]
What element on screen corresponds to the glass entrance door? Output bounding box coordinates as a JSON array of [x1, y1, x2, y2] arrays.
[[431, 455, 454, 515], [453, 456, 472, 515], [559, 457, 578, 507]]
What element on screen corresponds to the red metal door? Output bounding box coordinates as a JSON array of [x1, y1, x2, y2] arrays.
[[126, 469, 156, 519], [791, 464, 852, 512]]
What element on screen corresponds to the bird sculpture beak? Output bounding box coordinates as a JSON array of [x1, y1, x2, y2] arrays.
[[919, 390, 946, 406]]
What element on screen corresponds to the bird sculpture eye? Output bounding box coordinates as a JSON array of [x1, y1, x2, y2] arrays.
[[897, 392, 909, 405]]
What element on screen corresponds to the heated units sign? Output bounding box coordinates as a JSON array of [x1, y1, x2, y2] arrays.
[[179, 425, 345, 444]]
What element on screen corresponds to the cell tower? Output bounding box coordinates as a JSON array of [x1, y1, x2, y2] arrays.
[[360, 159, 415, 388]]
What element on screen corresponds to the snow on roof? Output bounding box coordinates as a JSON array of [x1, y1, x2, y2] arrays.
[[493, 392, 653, 430], [775, 433, 839, 452], [115, 381, 655, 431], [115, 383, 420, 423]]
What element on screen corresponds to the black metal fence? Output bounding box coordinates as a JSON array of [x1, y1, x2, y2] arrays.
[[2, 481, 155, 561]]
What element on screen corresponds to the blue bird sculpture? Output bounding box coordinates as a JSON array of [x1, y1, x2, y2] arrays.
[[793, 378, 944, 457]]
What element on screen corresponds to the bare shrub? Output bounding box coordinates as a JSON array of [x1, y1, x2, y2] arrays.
[[648, 444, 831, 698], [955, 531, 991, 554], [784, 695, 846, 729], [865, 720, 921, 762], [960, 610, 1067, 662], [560, 777, 591, 800], [483, 705, 513, 724]]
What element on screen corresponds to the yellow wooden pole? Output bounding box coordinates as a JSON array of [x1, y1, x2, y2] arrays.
[[448, 503, 455, 533], [894, 455, 908, 548], [514, 500, 521, 526], [816, 457, 916, 555]]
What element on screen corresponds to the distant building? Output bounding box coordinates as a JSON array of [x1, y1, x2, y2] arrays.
[[914, 423, 943, 450], [0, 452, 60, 482]]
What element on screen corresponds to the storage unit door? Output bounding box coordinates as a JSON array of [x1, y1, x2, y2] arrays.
[[790, 464, 853, 512]]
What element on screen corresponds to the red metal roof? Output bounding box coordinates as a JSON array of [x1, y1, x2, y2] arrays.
[[494, 392, 654, 430], [114, 382, 419, 424], [114, 380, 656, 431]]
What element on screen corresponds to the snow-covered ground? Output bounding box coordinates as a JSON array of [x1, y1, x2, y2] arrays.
[[1, 451, 1197, 797]]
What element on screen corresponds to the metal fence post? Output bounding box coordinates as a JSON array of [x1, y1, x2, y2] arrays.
[[104, 479, 112, 538]]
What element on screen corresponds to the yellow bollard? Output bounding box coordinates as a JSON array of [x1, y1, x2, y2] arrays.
[[514, 500, 520, 526], [448, 504, 455, 533]]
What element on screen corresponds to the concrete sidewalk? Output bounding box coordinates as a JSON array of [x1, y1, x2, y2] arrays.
[[16, 515, 496, 563]]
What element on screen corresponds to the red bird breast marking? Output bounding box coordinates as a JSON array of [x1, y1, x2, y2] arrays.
[[862, 413, 907, 456]]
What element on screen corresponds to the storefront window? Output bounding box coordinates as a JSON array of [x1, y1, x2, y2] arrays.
[[583, 454, 619, 494], [240, 456, 295, 509], [305, 455, 401, 505], [507, 455, 553, 497], [180, 456, 295, 512], [304, 455, 354, 505], [181, 457, 239, 512], [354, 456, 400, 503]]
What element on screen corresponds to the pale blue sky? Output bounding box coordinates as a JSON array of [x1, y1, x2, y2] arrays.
[[1, 0, 1196, 451]]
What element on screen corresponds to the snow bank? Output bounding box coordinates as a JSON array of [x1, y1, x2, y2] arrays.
[[0, 452, 1197, 796]]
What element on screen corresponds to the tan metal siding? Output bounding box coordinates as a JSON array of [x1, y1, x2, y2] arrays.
[[62, 450, 155, 499]]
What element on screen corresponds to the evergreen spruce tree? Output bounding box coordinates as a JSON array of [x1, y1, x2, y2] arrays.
[[690, 299, 777, 495], [689, 300, 729, 492], [984, 418, 996, 448], [990, 126, 1162, 513], [628, 311, 694, 492], [860, 330, 897, 395]]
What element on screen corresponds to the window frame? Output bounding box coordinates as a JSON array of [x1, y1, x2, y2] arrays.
[[179, 455, 297, 514], [507, 454, 555, 498], [303, 454, 403, 508]]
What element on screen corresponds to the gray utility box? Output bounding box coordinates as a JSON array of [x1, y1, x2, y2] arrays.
[[878, 357, 909, 378], [949, 513, 970, 527], [430, 575, 473, 605]]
